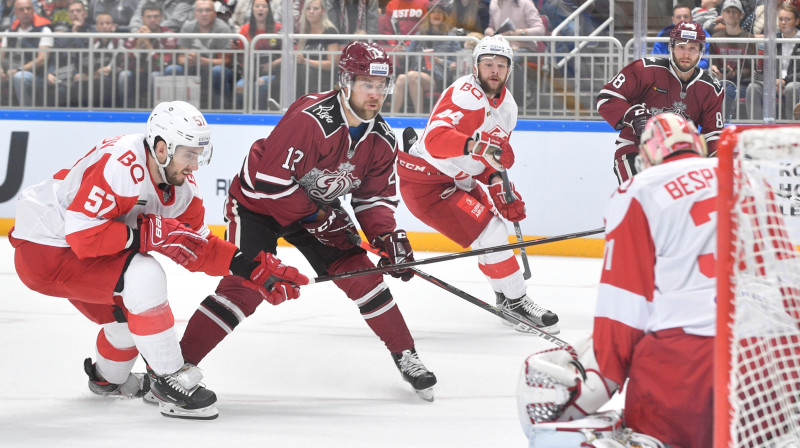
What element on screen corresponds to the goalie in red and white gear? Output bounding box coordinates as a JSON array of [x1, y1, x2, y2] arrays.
[[517, 113, 715, 448], [397, 34, 559, 334], [9, 101, 307, 420]]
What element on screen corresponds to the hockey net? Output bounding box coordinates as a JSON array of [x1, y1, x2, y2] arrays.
[[715, 125, 800, 448]]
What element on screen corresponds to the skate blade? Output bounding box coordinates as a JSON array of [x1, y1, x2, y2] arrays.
[[513, 321, 561, 335], [414, 386, 435, 402], [142, 390, 159, 405], [158, 401, 219, 420]]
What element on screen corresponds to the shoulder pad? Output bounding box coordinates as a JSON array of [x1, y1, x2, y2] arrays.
[[371, 117, 396, 149], [697, 70, 724, 95], [641, 57, 670, 69], [301, 93, 343, 138]]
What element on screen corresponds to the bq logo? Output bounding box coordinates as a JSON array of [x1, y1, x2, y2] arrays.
[[0, 132, 28, 203]]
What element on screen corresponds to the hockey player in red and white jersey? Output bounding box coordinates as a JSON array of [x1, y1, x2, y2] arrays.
[[9, 101, 308, 420], [397, 35, 559, 334], [517, 113, 716, 448], [176, 41, 438, 401], [597, 20, 724, 184]]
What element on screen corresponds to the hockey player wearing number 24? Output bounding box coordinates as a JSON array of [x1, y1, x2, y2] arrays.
[[518, 113, 716, 448], [397, 35, 559, 334], [177, 41, 438, 401], [597, 20, 724, 184], [8, 101, 308, 420]]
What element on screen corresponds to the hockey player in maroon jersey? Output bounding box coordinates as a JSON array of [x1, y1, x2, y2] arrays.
[[177, 41, 438, 401], [396, 35, 560, 334], [517, 113, 716, 448], [597, 20, 724, 184], [9, 101, 308, 420]]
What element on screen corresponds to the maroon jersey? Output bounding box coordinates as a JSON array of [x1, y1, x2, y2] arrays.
[[597, 57, 724, 159], [229, 90, 400, 242]]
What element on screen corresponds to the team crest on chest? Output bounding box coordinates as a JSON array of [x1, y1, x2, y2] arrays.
[[653, 101, 688, 117], [299, 162, 362, 203], [484, 125, 509, 139]]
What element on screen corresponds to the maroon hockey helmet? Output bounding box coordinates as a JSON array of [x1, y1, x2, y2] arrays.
[[338, 41, 394, 79], [670, 21, 706, 48]]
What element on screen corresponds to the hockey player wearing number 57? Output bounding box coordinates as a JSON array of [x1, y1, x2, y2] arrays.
[[397, 35, 560, 334], [9, 101, 308, 420], [597, 20, 724, 184], [517, 113, 716, 448]]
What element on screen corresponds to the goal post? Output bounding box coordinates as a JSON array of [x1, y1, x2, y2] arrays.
[[715, 124, 800, 448]]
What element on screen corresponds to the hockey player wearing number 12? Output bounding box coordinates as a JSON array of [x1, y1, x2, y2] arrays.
[[176, 41, 438, 401], [397, 35, 559, 334], [597, 20, 724, 184], [9, 101, 308, 420]]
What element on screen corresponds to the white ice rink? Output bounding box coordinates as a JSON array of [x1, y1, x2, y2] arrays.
[[0, 236, 604, 447]]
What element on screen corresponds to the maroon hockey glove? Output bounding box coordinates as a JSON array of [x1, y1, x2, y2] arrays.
[[372, 230, 415, 282], [245, 251, 309, 305], [301, 206, 358, 250], [621, 103, 651, 136], [138, 214, 208, 268], [471, 131, 515, 171], [489, 182, 526, 222]]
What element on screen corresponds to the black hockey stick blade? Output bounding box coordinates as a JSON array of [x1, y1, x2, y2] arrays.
[[308, 227, 604, 284], [499, 170, 532, 280], [402, 127, 418, 153]]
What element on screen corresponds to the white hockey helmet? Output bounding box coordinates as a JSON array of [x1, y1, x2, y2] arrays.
[[638, 112, 707, 170], [472, 35, 514, 82], [145, 101, 213, 182]]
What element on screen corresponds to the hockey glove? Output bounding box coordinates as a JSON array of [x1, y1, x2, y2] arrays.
[[471, 131, 515, 171], [372, 230, 415, 282], [488, 182, 526, 222], [301, 206, 358, 251], [620, 103, 651, 136], [244, 251, 309, 305], [138, 214, 208, 268]]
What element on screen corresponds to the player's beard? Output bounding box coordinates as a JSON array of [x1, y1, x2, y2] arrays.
[[478, 72, 506, 98], [348, 96, 382, 122], [164, 163, 188, 186], [671, 52, 700, 74]]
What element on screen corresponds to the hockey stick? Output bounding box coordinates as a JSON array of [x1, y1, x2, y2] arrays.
[[307, 226, 604, 284], [499, 170, 532, 280], [354, 236, 577, 355]]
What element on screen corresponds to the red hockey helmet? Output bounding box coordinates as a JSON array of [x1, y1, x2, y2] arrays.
[[670, 21, 706, 48], [338, 41, 394, 93], [639, 112, 707, 169]]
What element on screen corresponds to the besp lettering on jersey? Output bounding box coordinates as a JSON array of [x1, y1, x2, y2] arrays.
[[118, 150, 145, 184], [664, 167, 717, 199]]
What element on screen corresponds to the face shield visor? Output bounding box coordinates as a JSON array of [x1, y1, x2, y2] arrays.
[[173, 144, 213, 168]]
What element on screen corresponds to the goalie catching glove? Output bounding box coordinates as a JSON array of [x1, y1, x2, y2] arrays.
[[488, 182, 526, 222], [372, 230, 414, 282], [620, 104, 652, 137], [301, 205, 358, 250], [471, 131, 515, 171], [137, 214, 208, 268], [231, 250, 309, 305]]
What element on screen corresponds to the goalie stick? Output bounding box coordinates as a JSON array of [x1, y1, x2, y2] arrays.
[[354, 235, 577, 356], [307, 226, 604, 284]]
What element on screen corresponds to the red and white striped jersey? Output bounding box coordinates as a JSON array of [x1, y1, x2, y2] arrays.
[[593, 154, 718, 385], [409, 73, 518, 186], [13, 133, 208, 259]]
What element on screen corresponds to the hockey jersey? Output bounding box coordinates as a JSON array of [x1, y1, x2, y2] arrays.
[[597, 58, 724, 160], [228, 90, 400, 243], [408, 73, 518, 188], [12, 134, 212, 260], [593, 154, 718, 386]]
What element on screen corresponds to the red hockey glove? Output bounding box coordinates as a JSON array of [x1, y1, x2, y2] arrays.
[[471, 131, 515, 171], [138, 214, 208, 268], [620, 103, 651, 136], [245, 251, 309, 305], [489, 182, 526, 222], [372, 230, 415, 282], [301, 206, 358, 250]]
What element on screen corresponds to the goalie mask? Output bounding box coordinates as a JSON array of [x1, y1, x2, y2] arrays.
[[638, 112, 707, 170], [338, 41, 395, 123], [472, 35, 514, 85], [669, 21, 705, 73], [145, 101, 213, 184]]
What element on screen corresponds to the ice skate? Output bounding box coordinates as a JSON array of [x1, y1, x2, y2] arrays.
[[496, 293, 560, 335], [392, 349, 437, 402], [83, 358, 150, 399], [148, 363, 218, 420]]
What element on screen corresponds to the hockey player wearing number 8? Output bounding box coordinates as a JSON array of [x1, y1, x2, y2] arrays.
[[517, 113, 716, 448], [9, 101, 308, 420], [176, 41, 438, 401], [397, 35, 560, 334], [597, 20, 724, 184]]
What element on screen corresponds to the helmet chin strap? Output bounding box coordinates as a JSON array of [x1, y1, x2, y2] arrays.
[[148, 141, 173, 185], [341, 87, 375, 124]]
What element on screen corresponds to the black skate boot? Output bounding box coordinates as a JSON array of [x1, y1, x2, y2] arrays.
[[392, 348, 437, 402], [147, 363, 218, 420], [83, 358, 150, 399], [497, 293, 560, 334]]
